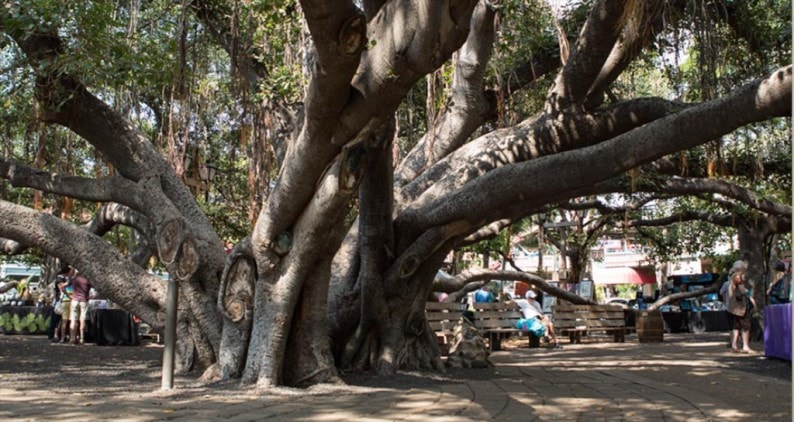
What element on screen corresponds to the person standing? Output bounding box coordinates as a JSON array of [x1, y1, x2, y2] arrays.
[[49, 268, 69, 342], [727, 260, 756, 353], [767, 260, 791, 304], [68, 267, 92, 345], [57, 273, 72, 343]]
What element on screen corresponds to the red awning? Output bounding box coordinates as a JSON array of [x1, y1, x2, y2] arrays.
[[592, 267, 656, 285]]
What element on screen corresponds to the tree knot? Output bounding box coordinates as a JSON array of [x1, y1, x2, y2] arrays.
[[337, 14, 367, 56]]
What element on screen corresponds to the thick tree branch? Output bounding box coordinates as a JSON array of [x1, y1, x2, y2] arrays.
[[394, 0, 498, 188], [2, 26, 222, 266], [2, 18, 225, 356], [86, 203, 152, 239], [567, 195, 658, 216], [399, 97, 684, 210], [648, 281, 721, 311], [434, 268, 595, 305], [0, 158, 158, 213], [255, 0, 478, 247], [461, 219, 512, 245], [545, 0, 628, 111], [333, 0, 478, 145], [405, 66, 791, 232], [584, 0, 674, 108], [629, 210, 734, 229], [635, 176, 792, 217], [0, 199, 167, 326]]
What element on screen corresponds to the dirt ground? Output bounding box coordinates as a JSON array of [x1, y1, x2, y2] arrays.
[[0, 333, 790, 393], [0, 332, 790, 420]]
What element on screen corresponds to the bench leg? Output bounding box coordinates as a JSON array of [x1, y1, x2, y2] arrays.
[[528, 334, 540, 348], [490, 334, 502, 351]]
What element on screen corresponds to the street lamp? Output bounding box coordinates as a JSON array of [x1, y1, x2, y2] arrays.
[[183, 154, 193, 174], [200, 160, 219, 202], [200, 160, 218, 183]]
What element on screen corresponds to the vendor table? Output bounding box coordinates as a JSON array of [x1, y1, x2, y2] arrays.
[[764, 303, 791, 361], [0, 305, 54, 335], [700, 311, 731, 331], [89, 308, 140, 346], [661, 310, 730, 333]]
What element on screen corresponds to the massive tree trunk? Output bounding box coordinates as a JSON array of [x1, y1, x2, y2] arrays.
[[239, 0, 479, 387], [736, 221, 776, 317]]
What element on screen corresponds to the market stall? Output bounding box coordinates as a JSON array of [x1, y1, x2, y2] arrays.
[[0, 305, 54, 335]]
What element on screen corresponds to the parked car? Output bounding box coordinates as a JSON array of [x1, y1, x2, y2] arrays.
[[604, 298, 629, 308]]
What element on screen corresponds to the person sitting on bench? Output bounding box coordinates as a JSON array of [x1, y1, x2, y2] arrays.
[[515, 290, 562, 349]]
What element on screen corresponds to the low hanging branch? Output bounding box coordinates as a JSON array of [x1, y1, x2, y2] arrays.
[[433, 268, 596, 305], [648, 281, 722, 311]]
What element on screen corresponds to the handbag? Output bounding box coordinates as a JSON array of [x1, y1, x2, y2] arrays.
[[53, 301, 64, 315], [516, 317, 547, 337]]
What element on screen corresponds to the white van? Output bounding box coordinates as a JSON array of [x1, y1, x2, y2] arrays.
[[0, 262, 43, 290]]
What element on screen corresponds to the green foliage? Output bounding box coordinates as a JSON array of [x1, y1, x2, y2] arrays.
[[612, 60, 674, 101], [488, 0, 559, 121], [709, 250, 743, 277], [657, 0, 791, 102], [727, 0, 791, 66]]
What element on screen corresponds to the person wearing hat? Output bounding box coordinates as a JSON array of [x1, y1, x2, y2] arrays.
[[515, 290, 561, 349], [725, 260, 756, 353]]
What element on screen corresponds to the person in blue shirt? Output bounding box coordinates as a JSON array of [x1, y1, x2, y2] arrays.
[[474, 285, 494, 303]]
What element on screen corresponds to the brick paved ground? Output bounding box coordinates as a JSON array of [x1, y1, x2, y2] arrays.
[[0, 331, 789, 421]]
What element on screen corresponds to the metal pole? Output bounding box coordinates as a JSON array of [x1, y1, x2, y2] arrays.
[[161, 279, 178, 390]]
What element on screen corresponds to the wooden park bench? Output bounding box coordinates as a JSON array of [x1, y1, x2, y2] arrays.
[[471, 302, 541, 351], [425, 301, 465, 354], [553, 304, 626, 344]]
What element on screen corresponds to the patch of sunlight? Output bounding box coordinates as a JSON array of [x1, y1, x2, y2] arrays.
[[689, 369, 721, 377], [711, 409, 752, 419], [678, 341, 728, 348]]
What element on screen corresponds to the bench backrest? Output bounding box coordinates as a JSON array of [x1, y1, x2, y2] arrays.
[[425, 301, 464, 336], [552, 304, 626, 330], [470, 302, 523, 330]]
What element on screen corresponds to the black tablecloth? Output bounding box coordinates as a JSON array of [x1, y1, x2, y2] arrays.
[[699, 311, 731, 331], [0, 305, 54, 335], [661, 311, 730, 333], [89, 309, 140, 346]]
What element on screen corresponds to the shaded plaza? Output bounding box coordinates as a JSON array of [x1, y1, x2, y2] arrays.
[[0, 331, 789, 421]]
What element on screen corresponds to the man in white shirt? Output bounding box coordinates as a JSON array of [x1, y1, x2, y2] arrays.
[[514, 290, 561, 348]]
